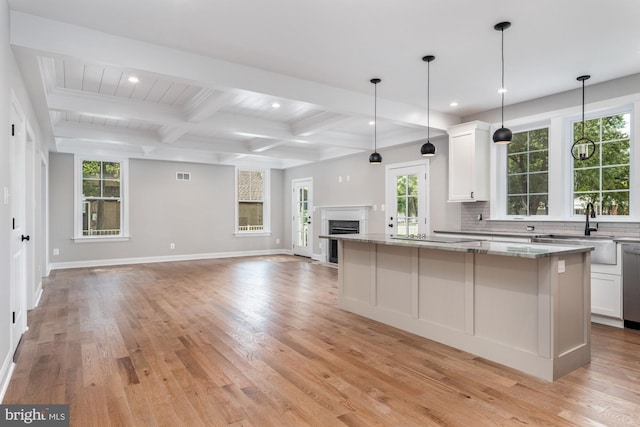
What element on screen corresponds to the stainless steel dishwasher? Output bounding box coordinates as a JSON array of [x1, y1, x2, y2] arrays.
[[623, 244, 640, 329]]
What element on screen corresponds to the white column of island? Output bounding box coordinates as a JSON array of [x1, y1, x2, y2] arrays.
[[322, 233, 593, 381]]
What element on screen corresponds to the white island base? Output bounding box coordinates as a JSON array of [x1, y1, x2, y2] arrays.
[[337, 238, 591, 381]]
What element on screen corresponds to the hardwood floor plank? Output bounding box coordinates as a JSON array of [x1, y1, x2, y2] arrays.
[[4, 256, 640, 426]]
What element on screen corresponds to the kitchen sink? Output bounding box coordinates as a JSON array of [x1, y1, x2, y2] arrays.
[[532, 235, 617, 265]]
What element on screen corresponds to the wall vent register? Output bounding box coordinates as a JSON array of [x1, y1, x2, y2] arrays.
[[176, 172, 191, 181]]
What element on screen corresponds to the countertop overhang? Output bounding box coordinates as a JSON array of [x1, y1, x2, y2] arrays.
[[320, 233, 592, 259]]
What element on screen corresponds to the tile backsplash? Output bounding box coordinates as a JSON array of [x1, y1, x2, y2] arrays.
[[460, 202, 640, 237]]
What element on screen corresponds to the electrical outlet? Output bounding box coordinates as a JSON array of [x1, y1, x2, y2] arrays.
[[169, 243, 175, 249], [276, 238, 280, 244], [53, 248, 59, 256], [558, 260, 565, 273]]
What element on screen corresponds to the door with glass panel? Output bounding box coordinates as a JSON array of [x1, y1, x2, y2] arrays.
[[386, 162, 428, 236], [292, 178, 313, 257]]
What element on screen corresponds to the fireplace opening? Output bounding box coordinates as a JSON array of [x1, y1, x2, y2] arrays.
[[328, 220, 360, 263]]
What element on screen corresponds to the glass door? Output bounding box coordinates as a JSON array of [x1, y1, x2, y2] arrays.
[[386, 162, 428, 236], [292, 178, 313, 257]]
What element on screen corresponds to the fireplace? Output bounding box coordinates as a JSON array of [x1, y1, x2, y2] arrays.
[[328, 220, 360, 263]]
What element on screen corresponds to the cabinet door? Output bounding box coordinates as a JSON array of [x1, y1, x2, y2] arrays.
[[448, 132, 475, 201], [591, 273, 622, 318]]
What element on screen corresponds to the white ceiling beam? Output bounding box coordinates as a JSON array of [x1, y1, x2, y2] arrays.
[[55, 122, 162, 147], [47, 88, 180, 124], [55, 121, 323, 162], [247, 139, 286, 153], [47, 88, 379, 150], [183, 88, 238, 122], [158, 124, 189, 143], [10, 11, 459, 131], [290, 112, 352, 136]]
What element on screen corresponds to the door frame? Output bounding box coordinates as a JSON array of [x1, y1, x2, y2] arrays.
[[385, 160, 430, 236], [291, 177, 313, 257]]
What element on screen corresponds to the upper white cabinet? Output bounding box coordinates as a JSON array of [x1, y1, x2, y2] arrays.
[[447, 121, 490, 202]]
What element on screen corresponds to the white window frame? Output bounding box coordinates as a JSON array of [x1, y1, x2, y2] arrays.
[[73, 156, 130, 241], [234, 167, 271, 236], [503, 123, 551, 218], [563, 104, 635, 220], [491, 97, 640, 222]]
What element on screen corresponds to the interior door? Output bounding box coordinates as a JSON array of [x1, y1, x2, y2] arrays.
[[10, 99, 28, 353], [292, 178, 313, 257], [386, 162, 428, 236]]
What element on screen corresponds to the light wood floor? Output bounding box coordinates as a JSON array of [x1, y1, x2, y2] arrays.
[[4, 256, 640, 426]]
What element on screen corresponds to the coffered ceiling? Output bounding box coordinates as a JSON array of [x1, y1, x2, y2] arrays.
[[8, 0, 640, 168]]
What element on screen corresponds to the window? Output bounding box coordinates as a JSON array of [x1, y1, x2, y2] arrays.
[[395, 174, 419, 235], [74, 157, 128, 239], [506, 127, 549, 215], [236, 168, 270, 234], [572, 112, 631, 216]]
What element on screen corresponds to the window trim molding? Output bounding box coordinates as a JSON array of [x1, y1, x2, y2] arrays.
[[563, 103, 636, 220], [490, 97, 639, 222], [234, 167, 271, 236], [73, 156, 130, 241]]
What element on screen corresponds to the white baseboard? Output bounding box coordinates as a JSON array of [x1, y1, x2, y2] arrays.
[[33, 285, 43, 308], [0, 352, 16, 403], [591, 314, 624, 328], [48, 249, 292, 271]]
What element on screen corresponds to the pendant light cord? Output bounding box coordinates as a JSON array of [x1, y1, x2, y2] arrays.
[[374, 82, 377, 151], [427, 60, 430, 141], [500, 26, 505, 127], [581, 78, 585, 139]]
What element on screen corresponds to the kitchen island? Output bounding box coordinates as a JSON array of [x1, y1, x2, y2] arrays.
[[323, 233, 593, 381]]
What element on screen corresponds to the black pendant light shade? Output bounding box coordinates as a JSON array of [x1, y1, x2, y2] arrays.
[[420, 55, 437, 157], [369, 78, 382, 164], [571, 75, 595, 161], [493, 126, 513, 143], [493, 21, 512, 144], [369, 151, 382, 163]]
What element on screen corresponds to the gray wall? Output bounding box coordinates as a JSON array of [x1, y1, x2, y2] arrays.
[[49, 155, 284, 265], [283, 136, 460, 257], [465, 73, 640, 124]]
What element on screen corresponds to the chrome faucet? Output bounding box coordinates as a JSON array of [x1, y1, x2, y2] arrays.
[[585, 202, 598, 235]]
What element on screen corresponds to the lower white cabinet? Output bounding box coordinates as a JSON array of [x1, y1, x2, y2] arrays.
[[591, 272, 622, 318]]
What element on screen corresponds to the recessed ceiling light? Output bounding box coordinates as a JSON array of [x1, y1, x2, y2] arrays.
[[271, 102, 280, 108], [498, 87, 507, 94], [128, 75, 139, 84], [450, 101, 459, 107], [369, 120, 375, 126]]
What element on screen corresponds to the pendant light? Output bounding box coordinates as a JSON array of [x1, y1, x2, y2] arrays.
[[493, 21, 512, 144], [571, 75, 595, 161], [369, 78, 382, 164], [420, 55, 436, 157]]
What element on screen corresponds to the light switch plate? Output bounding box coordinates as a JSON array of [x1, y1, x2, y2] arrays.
[[558, 260, 565, 273]]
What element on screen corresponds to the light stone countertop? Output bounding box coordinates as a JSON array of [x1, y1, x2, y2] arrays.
[[434, 229, 640, 243], [320, 233, 592, 259]]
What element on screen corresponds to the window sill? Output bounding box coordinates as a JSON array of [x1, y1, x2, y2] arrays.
[[234, 232, 272, 237], [73, 236, 131, 243]]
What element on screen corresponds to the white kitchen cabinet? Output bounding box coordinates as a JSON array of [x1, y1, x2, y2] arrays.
[[447, 121, 491, 202], [591, 272, 622, 318], [590, 244, 623, 325]]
